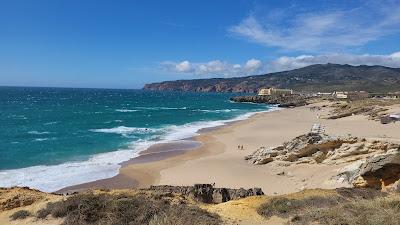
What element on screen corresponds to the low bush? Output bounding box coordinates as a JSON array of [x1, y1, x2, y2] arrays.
[[9, 209, 31, 220], [36, 192, 221, 225]]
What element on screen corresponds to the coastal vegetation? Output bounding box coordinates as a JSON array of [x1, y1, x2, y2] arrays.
[[257, 188, 400, 225], [3, 186, 400, 225], [8, 189, 222, 225], [9, 209, 31, 220]]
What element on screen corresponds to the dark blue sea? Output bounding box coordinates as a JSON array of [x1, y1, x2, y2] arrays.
[[0, 87, 275, 191]]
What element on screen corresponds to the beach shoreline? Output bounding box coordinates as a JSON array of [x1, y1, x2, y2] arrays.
[[57, 107, 275, 193], [59, 101, 400, 195]]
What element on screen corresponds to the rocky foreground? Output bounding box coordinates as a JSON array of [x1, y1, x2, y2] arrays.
[[1, 184, 400, 225]]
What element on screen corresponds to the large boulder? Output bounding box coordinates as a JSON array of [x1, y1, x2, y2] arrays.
[[352, 149, 400, 189]]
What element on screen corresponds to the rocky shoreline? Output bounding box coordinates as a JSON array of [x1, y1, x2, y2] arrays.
[[230, 95, 310, 108]]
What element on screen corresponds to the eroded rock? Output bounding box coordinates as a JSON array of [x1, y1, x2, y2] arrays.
[[245, 133, 379, 165], [147, 184, 264, 204]]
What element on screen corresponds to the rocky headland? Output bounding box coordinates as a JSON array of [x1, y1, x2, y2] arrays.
[[143, 64, 400, 93]]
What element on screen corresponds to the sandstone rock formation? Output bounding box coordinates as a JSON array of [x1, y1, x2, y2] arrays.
[[245, 133, 399, 166], [336, 149, 400, 190], [146, 184, 264, 204]]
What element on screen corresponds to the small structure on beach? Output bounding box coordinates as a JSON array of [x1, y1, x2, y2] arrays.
[[310, 123, 325, 134], [333, 91, 348, 99], [258, 88, 293, 97]]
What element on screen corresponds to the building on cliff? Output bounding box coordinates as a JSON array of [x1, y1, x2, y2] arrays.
[[258, 88, 293, 96]]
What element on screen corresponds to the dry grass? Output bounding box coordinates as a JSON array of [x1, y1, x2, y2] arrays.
[[257, 195, 343, 218], [256, 188, 399, 225], [35, 191, 221, 225], [292, 195, 400, 225]]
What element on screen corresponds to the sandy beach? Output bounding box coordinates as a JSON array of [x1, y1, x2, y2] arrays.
[[61, 101, 400, 195]]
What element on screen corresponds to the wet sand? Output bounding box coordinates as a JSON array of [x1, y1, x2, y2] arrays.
[[57, 140, 203, 193]]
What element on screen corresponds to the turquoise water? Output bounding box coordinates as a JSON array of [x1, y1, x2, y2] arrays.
[[0, 87, 274, 191]]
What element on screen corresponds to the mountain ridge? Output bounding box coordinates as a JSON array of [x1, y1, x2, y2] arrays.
[[143, 64, 400, 93]]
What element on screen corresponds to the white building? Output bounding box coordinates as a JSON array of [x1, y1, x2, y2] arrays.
[[258, 88, 293, 96]]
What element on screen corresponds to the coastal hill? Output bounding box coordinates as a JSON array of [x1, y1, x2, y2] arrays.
[[143, 64, 400, 93]]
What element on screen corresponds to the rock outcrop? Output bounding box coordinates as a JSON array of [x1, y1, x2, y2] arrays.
[[337, 149, 400, 190], [245, 133, 399, 166], [230, 95, 309, 108], [146, 184, 264, 204]]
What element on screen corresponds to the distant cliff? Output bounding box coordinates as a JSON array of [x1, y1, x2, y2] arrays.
[[143, 64, 400, 93]]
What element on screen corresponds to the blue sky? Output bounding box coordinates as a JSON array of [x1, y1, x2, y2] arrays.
[[1, 0, 400, 88]]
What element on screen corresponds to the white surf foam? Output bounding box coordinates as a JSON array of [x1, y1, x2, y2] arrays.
[[28, 131, 51, 135], [33, 137, 57, 142], [133, 106, 187, 110], [115, 109, 139, 112], [195, 109, 239, 113], [90, 126, 160, 137], [0, 105, 280, 192], [44, 121, 59, 125], [0, 140, 152, 192]]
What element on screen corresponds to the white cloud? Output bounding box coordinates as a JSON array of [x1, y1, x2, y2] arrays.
[[161, 52, 400, 77], [229, 1, 400, 52], [244, 59, 262, 72], [175, 61, 192, 72], [268, 52, 400, 72], [161, 59, 266, 77]]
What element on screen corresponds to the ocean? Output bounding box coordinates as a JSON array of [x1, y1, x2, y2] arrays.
[[0, 87, 275, 192]]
